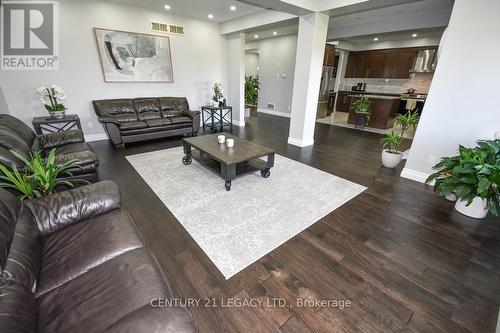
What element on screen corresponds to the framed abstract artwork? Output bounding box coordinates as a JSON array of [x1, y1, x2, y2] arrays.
[[94, 28, 174, 83]]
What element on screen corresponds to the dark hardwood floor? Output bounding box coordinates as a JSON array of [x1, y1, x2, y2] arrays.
[[91, 113, 500, 333]]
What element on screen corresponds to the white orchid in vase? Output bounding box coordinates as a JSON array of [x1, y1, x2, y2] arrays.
[[38, 85, 67, 115]]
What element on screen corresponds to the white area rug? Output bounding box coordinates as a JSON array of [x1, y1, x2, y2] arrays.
[[127, 147, 366, 279]]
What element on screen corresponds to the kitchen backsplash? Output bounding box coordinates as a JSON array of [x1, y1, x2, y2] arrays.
[[340, 73, 434, 94]]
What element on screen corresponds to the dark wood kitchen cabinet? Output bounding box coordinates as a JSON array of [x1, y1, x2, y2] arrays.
[[345, 47, 430, 79], [324, 44, 336, 66], [335, 91, 354, 112]]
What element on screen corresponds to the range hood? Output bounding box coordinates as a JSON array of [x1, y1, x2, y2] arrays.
[[410, 49, 437, 73]]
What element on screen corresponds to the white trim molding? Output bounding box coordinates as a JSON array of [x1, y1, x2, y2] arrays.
[[287, 136, 314, 147], [84, 133, 108, 142], [257, 108, 291, 118], [401, 168, 431, 184]]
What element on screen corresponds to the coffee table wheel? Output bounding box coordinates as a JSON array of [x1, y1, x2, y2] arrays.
[[261, 168, 271, 178], [225, 180, 232, 191], [182, 155, 192, 165]]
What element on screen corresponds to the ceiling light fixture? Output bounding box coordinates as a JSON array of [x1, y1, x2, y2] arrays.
[[230, 5, 236, 11], [412, 33, 418, 38], [208, 14, 214, 19], [254, 34, 259, 39], [164, 5, 171, 10], [273, 31, 278, 36], [373, 37, 379, 41]]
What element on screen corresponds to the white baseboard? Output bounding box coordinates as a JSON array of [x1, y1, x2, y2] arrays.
[[400, 167, 431, 184], [287, 137, 314, 147], [84, 133, 108, 142], [257, 108, 291, 118]]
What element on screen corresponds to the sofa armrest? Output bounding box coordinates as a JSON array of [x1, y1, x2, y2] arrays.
[[35, 130, 84, 150], [24, 180, 121, 236], [181, 110, 200, 119]]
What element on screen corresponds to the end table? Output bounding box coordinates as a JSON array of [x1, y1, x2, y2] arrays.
[[32, 114, 82, 135], [201, 106, 233, 133]]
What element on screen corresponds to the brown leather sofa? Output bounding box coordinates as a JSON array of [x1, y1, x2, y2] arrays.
[[0, 181, 197, 333], [93, 97, 200, 147], [0, 114, 99, 183]]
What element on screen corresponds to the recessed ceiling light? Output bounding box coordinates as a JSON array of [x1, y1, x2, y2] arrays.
[[273, 31, 278, 36], [230, 5, 236, 11], [164, 4, 171, 10], [412, 33, 418, 38], [208, 14, 214, 19], [254, 34, 259, 39], [373, 37, 379, 41]]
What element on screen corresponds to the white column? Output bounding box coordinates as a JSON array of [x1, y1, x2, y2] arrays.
[[288, 13, 329, 147], [226, 33, 246, 127]]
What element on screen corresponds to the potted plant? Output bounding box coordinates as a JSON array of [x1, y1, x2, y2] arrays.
[[380, 111, 420, 168], [352, 97, 371, 128], [38, 85, 67, 118], [0, 148, 87, 200], [426, 140, 500, 219], [245, 75, 260, 117], [212, 82, 224, 107]]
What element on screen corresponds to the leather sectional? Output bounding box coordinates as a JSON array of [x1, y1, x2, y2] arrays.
[[92, 97, 200, 147], [0, 114, 99, 183], [0, 181, 197, 333]]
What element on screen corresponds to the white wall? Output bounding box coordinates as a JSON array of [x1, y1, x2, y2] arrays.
[[245, 53, 259, 76], [0, 0, 225, 139], [402, 0, 500, 182], [246, 35, 297, 116]]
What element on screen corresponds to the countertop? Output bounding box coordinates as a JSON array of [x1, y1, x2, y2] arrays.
[[339, 90, 401, 97], [348, 94, 401, 100]]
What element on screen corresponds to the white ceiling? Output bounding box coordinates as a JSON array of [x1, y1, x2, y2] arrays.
[[106, 0, 264, 22], [341, 27, 445, 44]]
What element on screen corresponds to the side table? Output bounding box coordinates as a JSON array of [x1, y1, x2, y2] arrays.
[[32, 114, 82, 135], [201, 106, 232, 133]]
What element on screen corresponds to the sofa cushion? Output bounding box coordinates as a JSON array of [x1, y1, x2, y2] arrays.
[[145, 118, 172, 127], [92, 99, 136, 116], [0, 127, 33, 157], [133, 98, 160, 113], [170, 116, 193, 125], [0, 281, 38, 333], [0, 114, 37, 146], [138, 111, 162, 121], [37, 248, 173, 333], [158, 97, 189, 113], [37, 209, 144, 296], [53, 142, 98, 167], [161, 109, 183, 118], [111, 113, 139, 122], [119, 121, 147, 131], [3, 207, 42, 293], [0, 189, 21, 272]]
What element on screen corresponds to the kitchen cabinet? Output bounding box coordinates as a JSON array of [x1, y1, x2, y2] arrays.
[[324, 44, 336, 66], [347, 95, 401, 129], [345, 47, 429, 79], [336, 91, 356, 112]]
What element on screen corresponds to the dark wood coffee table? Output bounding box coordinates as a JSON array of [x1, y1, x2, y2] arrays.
[[182, 133, 275, 191]]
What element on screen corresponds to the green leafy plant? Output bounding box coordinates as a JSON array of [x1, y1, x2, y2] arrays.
[[380, 131, 402, 154], [394, 111, 420, 137], [245, 75, 260, 106], [426, 140, 500, 216], [380, 111, 420, 154], [352, 97, 371, 114], [0, 148, 88, 200], [212, 82, 224, 102]]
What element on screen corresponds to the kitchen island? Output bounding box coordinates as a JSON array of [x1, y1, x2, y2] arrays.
[[347, 94, 401, 129]]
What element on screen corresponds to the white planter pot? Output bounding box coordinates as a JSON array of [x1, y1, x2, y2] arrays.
[[381, 150, 403, 168], [454, 197, 488, 219], [445, 193, 457, 202], [245, 107, 251, 118]]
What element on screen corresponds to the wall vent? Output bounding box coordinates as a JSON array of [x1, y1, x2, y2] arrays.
[[151, 21, 185, 35], [267, 103, 276, 110]]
